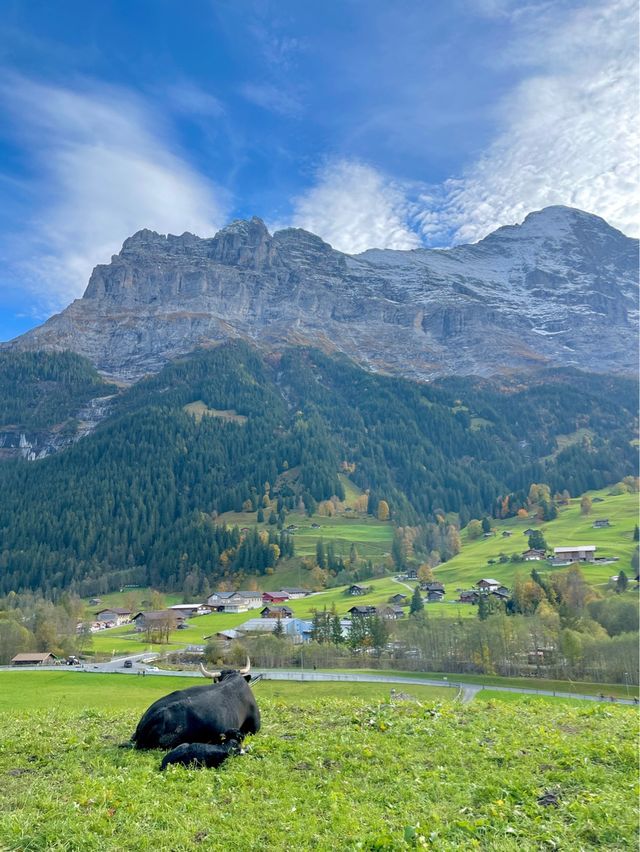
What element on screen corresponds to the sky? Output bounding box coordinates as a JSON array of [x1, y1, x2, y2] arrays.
[[0, 0, 637, 340]]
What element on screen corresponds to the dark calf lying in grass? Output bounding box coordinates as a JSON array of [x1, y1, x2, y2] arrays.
[[160, 730, 245, 771]]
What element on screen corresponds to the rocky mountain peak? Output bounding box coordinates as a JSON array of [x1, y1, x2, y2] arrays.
[[6, 206, 638, 382]]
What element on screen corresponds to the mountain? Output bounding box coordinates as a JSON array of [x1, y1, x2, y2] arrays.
[[6, 207, 638, 382], [0, 343, 636, 596]]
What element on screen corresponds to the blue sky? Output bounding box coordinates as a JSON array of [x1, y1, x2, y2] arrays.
[[0, 0, 637, 339]]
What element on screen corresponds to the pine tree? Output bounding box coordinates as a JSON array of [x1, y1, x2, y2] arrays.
[[409, 585, 424, 615]]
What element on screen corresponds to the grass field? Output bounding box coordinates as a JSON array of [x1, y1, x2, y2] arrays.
[[0, 672, 636, 850]]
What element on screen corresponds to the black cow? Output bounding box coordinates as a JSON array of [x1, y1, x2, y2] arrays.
[[160, 730, 244, 770], [128, 659, 260, 752]]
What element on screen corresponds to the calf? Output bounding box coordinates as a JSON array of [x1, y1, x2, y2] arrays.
[[160, 730, 244, 771]]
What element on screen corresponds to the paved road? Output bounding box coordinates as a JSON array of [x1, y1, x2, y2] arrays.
[[2, 662, 636, 705]]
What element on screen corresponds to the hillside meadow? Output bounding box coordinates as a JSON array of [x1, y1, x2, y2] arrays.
[[0, 672, 637, 850]]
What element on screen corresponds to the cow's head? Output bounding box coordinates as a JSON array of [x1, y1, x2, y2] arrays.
[[200, 657, 251, 683]]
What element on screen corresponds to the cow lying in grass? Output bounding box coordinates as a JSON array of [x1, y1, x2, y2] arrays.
[[160, 730, 245, 771]]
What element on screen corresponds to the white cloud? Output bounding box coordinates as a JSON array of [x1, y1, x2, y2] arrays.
[[0, 77, 227, 312], [430, 0, 639, 243], [289, 160, 421, 254]]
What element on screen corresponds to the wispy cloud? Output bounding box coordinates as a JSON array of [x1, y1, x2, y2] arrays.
[[239, 81, 302, 116], [289, 159, 421, 254], [427, 0, 639, 242], [0, 76, 228, 314]]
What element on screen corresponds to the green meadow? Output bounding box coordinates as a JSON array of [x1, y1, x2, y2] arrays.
[[0, 672, 636, 850]]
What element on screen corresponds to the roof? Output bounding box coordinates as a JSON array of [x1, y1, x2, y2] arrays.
[[477, 578, 501, 585], [279, 588, 308, 595], [169, 604, 202, 610], [260, 605, 293, 613], [239, 618, 309, 634], [96, 607, 130, 615], [132, 610, 183, 621], [554, 545, 596, 553], [11, 652, 57, 662], [203, 628, 243, 640]]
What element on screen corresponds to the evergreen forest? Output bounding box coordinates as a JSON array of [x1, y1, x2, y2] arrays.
[[0, 344, 636, 596]]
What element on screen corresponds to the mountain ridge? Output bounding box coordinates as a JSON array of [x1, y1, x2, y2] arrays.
[[6, 206, 638, 382]]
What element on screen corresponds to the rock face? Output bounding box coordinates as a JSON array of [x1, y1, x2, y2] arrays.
[[7, 207, 638, 381]]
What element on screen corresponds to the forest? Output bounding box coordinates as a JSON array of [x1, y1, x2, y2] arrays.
[[0, 344, 636, 596]]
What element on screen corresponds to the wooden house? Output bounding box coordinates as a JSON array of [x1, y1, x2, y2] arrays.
[[347, 584, 371, 596], [347, 605, 378, 617], [260, 605, 293, 619]]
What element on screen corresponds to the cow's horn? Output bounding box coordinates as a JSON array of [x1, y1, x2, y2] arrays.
[[239, 657, 251, 675], [200, 662, 221, 679]]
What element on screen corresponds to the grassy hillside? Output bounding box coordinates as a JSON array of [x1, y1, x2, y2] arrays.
[[81, 485, 638, 656], [0, 672, 636, 850], [434, 487, 639, 591]]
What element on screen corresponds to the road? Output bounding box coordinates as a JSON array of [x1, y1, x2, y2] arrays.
[[2, 661, 636, 705]]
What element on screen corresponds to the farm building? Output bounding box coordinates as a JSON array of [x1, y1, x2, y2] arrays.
[[238, 618, 312, 643], [458, 590, 480, 604], [553, 546, 596, 562], [95, 608, 131, 625], [279, 588, 309, 599], [168, 604, 205, 617], [132, 611, 184, 631], [262, 592, 289, 603], [389, 593, 408, 605], [11, 652, 58, 666]]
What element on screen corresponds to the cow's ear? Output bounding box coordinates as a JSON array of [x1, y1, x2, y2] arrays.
[[243, 674, 251, 683]]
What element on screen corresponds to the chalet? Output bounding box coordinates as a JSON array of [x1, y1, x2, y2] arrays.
[[426, 589, 445, 602], [132, 611, 183, 632], [404, 567, 419, 580], [389, 593, 408, 605], [553, 546, 596, 562], [376, 605, 405, 620], [521, 549, 546, 561], [347, 605, 378, 617], [501, 530, 513, 538], [593, 519, 611, 528], [206, 591, 263, 612], [347, 584, 371, 596], [11, 652, 58, 666], [260, 605, 293, 619], [279, 588, 309, 599], [476, 579, 502, 592], [95, 607, 131, 626], [458, 590, 479, 604], [262, 592, 289, 604]]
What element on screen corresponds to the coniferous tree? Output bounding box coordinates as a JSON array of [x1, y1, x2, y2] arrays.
[[409, 586, 424, 616]]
